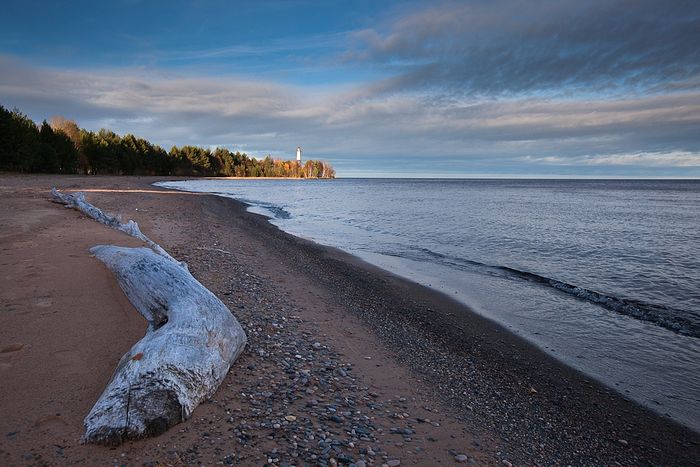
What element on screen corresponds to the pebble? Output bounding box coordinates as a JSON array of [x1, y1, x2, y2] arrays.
[[171, 255, 410, 466], [134, 201, 687, 467]]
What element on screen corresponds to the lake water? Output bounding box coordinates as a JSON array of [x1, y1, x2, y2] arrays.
[[155, 178, 700, 432]]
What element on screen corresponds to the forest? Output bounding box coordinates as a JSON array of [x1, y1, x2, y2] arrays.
[[0, 104, 335, 178]]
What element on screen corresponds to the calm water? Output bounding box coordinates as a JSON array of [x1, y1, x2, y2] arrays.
[[156, 179, 700, 432]]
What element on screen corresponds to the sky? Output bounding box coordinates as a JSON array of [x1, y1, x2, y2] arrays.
[[1, 0, 699, 178]]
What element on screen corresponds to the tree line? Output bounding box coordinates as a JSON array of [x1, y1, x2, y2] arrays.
[[0, 104, 335, 178]]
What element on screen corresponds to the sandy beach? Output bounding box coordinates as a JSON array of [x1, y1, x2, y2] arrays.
[[1, 174, 698, 466]]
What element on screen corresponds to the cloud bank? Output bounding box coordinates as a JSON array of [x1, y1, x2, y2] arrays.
[[1, 0, 699, 176], [348, 0, 700, 95]]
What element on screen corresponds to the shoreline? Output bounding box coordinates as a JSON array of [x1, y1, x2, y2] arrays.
[[1, 174, 699, 465], [157, 177, 700, 433]]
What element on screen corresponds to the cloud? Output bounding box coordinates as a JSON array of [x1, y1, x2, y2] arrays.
[[1, 53, 699, 176], [152, 31, 349, 62], [524, 151, 700, 168], [347, 0, 700, 95]]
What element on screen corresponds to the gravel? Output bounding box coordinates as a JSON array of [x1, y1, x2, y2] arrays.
[[74, 180, 700, 466]]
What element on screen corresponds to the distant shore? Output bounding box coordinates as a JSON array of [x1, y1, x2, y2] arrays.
[[1, 174, 698, 466], [202, 176, 338, 180]]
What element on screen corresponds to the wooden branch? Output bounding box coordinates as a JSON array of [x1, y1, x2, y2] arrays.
[[84, 245, 247, 445], [51, 188, 184, 268]]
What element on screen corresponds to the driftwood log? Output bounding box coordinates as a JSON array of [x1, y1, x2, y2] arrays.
[[50, 188, 184, 268], [85, 246, 247, 445], [50, 189, 246, 445]]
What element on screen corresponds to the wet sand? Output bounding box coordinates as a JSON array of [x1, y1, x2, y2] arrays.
[[0, 174, 698, 466]]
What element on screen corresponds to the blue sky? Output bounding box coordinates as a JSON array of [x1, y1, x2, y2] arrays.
[[1, 0, 699, 177]]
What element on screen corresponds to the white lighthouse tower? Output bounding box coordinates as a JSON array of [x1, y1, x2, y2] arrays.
[[296, 146, 302, 163]]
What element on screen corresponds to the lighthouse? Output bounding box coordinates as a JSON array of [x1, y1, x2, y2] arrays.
[[296, 146, 302, 163]]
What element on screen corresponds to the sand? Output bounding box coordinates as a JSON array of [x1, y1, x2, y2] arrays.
[[0, 174, 698, 466]]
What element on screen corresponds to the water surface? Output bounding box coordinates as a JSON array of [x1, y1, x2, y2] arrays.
[[156, 178, 700, 432]]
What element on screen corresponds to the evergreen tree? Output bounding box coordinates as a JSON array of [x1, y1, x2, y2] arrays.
[[38, 121, 59, 173], [0, 103, 335, 178]]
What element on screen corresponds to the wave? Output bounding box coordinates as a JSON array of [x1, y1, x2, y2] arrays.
[[161, 181, 699, 339], [261, 205, 291, 219], [497, 265, 700, 339], [404, 247, 700, 339], [234, 198, 292, 220]]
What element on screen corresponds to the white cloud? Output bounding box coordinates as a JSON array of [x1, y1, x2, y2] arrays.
[[524, 151, 700, 167], [1, 54, 699, 174]]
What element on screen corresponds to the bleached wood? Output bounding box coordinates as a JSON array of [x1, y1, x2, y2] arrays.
[[51, 188, 184, 268], [50, 189, 246, 444], [84, 245, 247, 445]]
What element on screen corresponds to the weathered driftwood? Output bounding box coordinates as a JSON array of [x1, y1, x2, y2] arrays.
[[84, 245, 247, 445], [51, 188, 184, 268], [50, 189, 245, 444]]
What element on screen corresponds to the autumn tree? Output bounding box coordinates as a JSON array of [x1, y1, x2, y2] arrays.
[[50, 116, 86, 173]]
